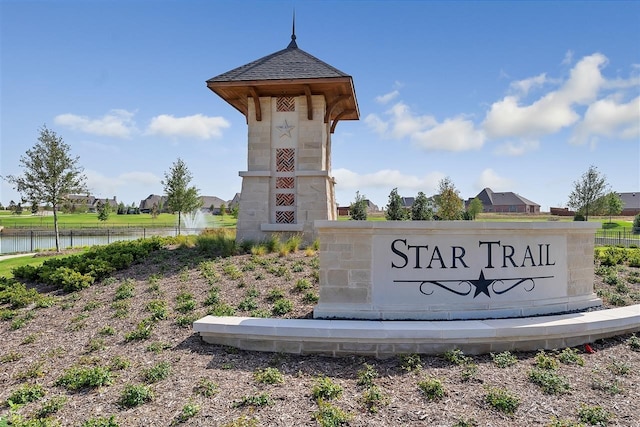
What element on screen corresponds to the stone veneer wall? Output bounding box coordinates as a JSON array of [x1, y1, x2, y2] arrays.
[[236, 95, 335, 244], [313, 221, 602, 320]]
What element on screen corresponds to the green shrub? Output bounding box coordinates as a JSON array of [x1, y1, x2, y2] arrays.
[[118, 384, 153, 407], [356, 363, 378, 388], [142, 361, 171, 383], [124, 320, 152, 342], [313, 400, 351, 427], [484, 386, 520, 415], [114, 281, 135, 300], [55, 366, 112, 390], [146, 300, 168, 321], [534, 350, 558, 370], [175, 292, 196, 313], [175, 313, 199, 328], [0, 279, 42, 308], [81, 415, 119, 427], [399, 353, 422, 372], [237, 297, 258, 312], [36, 396, 67, 418], [294, 278, 312, 292], [360, 385, 389, 413], [174, 401, 200, 424], [547, 417, 585, 427], [444, 348, 471, 365], [145, 342, 172, 354], [203, 288, 220, 306], [271, 298, 293, 315], [234, 392, 273, 408], [253, 367, 284, 385], [266, 287, 285, 301], [417, 377, 445, 401], [194, 378, 218, 397], [208, 302, 236, 317], [302, 292, 319, 303], [312, 376, 343, 401], [528, 368, 571, 394], [6, 383, 45, 405], [626, 334, 640, 351], [558, 348, 585, 366], [109, 356, 130, 371], [491, 351, 518, 368], [99, 325, 116, 336], [578, 405, 610, 426]]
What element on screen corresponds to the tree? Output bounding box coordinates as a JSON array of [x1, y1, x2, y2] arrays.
[[467, 197, 483, 220], [30, 199, 39, 215], [385, 188, 408, 220], [219, 203, 226, 216], [435, 177, 463, 220], [349, 191, 368, 220], [603, 192, 623, 223], [4, 126, 87, 251], [411, 191, 433, 220], [567, 165, 608, 221], [150, 202, 160, 219], [230, 205, 239, 219], [97, 199, 111, 222], [117, 202, 126, 215], [162, 158, 202, 234]]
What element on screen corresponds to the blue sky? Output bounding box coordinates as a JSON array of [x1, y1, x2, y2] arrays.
[[1, 0, 638, 211]]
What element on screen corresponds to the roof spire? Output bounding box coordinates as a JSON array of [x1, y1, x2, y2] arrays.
[[287, 9, 297, 48]]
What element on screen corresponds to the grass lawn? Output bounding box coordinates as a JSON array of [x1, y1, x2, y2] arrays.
[[0, 211, 237, 229], [0, 252, 82, 278]]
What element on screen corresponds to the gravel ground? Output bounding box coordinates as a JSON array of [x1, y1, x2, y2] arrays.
[[1, 246, 639, 427]]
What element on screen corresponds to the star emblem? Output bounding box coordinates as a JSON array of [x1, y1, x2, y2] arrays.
[[277, 120, 295, 138], [469, 270, 493, 298]]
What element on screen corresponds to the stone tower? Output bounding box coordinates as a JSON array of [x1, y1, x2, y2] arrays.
[[207, 29, 359, 244]]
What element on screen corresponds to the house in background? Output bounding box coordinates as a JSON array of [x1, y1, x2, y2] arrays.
[[66, 194, 117, 213], [467, 188, 540, 214], [200, 196, 228, 214], [337, 199, 380, 216], [619, 192, 640, 216], [139, 194, 167, 214]]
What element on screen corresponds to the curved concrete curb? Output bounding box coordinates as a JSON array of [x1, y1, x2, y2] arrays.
[[194, 305, 640, 357]]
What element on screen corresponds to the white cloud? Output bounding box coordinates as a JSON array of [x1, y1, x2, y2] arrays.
[[365, 102, 437, 140], [412, 118, 485, 151], [375, 90, 400, 104], [333, 168, 445, 193], [54, 109, 136, 138], [146, 114, 230, 139], [483, 53, 608, 139], [494, 140, 540, 156], [510, 73, 548, 95], [475, 169, 514, 192], [562, 50, 574, 65], [571, 96, 640, 145]]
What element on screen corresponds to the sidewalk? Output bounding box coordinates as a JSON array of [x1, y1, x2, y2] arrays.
[[0, 253, 36, 262]]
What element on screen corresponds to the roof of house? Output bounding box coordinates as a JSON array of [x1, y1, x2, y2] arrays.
[[200, 196, 227, 208], [474, 188, 540, 207], [619, 192, 640, 209], [206, 30, 359, 124]]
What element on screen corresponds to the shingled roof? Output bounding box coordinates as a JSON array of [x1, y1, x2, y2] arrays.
[[476, 188, 540, 207], [206, 32, 359, 127]]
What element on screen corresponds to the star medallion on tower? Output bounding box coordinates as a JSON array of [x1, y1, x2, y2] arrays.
[[277, 120, 295, 138]]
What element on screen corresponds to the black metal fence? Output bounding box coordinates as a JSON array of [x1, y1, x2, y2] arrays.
[[0, 228, 185, 254], [595, 229, 640, 248]]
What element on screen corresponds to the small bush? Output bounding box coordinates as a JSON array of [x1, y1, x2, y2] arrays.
[[109, 356, 130, 371], [534, 350, 558, 370], [142, 361, 171, 383], [294, 278, 312, 292], [81, 415, 119, 427], [36, 396, 67, 418], [558, 348, 585, 366], [6, 383, 45, 405], [484, 386, 520, 415], [146, 342, 172, 354], [312, 376, 343, 401], [528, 368, 571, 394], [626, 334, 640, 351], [313, 400, 351, 427], [578, 405, 610, 426], [208, 302, 236, 317], [146, 300, 168, 321], [99, 325, 116, 336], [175, 401, 200, 424], [124, 320, 152, 342], [234, 392, 272, 408], [175, 292, 196, 313], [119, 384, 153, 408], [175, 313, 199, 328], [114, 281, 135, 300], [302, 292, 319, 303], [237, 297, 258, 312], [356, 363, 378, 388], [399, 353, 422, 372], [491, 351, 518, 368], [417, 377, 445, 401], [360, 385, 389, 413], [55, 366, 112, 390], [444, 348, 471, 365], [271, 298, 293, 315], [266, 287, 285, 301], [194, 378, 218, 397], [253, 367, 284, 385]]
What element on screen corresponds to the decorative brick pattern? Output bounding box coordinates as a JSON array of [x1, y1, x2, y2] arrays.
[[276, 148, 295, 172], [276, 211, 295, 223], [277, 96, 295, 112], [276, 177, 295, 189], [276, 193, 295, 206]]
